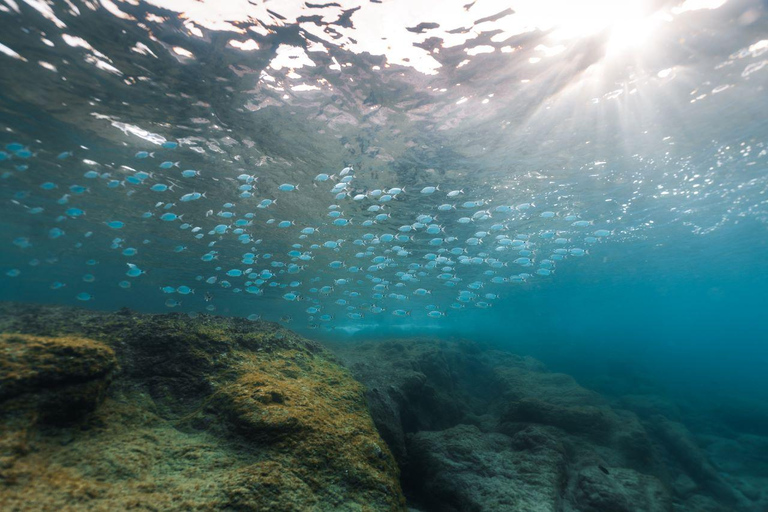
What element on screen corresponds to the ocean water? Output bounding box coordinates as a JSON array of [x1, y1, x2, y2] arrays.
[[1, 0, 767, 508]]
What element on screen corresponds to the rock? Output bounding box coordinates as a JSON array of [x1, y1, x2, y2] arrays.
[[502, 398, 614, 437], [569, 465, 672, 512], [0, 303, 405, 511], [330, 338, 676, 510], [329, 338, 752, 512], [216, 345, 402, 509], [224, 461, 318, 511], [648, 415, 750, 510], [711, 397, 768, 437], [0, 333, 116, 423], [330, 339, 496, 465], [619, 394, 683, 422], [496, 365, 657, 469], [672, 472, 699, 499], [677, 494, 736, 512], [407, 424, 566, 512], [491, 360, 606, 409]]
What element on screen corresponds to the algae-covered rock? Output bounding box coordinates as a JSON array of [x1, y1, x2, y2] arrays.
[[224, 461, 318, 510], [0, 302, 405, 511], [0, 333, 116, 422], [217, 348, 403, 509]]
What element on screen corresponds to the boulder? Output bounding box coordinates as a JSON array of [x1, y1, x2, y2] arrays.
[[0, 303, 405, 511], [647, 415, 750, 510], [331, 339, 494, 465], [0, 333, 116, 423], [570, 465, 672, 512], [407, 424, 566, 512]]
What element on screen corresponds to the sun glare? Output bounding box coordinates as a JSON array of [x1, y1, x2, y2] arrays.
[[542, 0, 662, 53], [604, 2, 662, 52]]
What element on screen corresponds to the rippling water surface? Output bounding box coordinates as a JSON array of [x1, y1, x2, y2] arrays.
[[1, 0, 767, 395]]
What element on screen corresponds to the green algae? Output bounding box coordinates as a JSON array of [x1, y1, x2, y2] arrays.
[[0, 302, 405, 511]]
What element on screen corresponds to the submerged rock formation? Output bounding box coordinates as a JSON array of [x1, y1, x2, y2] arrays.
[[1, 303, 763, 512], [330, 339, 761, 512], [408, 424, 567, 512], [0, 303, 404, 511]]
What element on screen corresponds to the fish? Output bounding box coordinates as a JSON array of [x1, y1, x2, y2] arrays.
[[180, 192, 205, 202], [126, 263, 144, 277]]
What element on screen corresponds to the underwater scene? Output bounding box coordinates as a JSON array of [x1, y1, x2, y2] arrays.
[[1, 0, 767, 510]]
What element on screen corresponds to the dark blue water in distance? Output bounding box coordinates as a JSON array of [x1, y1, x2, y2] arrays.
[[1, 0, 768, 507]]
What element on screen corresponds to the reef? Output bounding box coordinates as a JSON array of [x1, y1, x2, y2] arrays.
[[2, 303, 765, 512], [0, 303, 404, 511], [330, 339, 766, 512]]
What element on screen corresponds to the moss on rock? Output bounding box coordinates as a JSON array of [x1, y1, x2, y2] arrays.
[[0, 302, 404, 511], [0, 333, 117, 425]]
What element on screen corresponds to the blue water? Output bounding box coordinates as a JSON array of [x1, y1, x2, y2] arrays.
[[1, 0, 767, 449]]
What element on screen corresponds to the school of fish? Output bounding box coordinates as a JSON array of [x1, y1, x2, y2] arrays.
[[2, 140, 614, 331]]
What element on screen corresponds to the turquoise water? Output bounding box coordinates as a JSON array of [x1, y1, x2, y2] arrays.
[[1, 0, 767, 414]]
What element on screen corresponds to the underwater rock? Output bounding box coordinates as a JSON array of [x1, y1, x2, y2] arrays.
[[331, 339, 487, 465], [619, 394, 684, 422], [569, 465, 672, 512], [332, 338, 760, 512], [334, 339, 657, 468], [647, 415, 751, 510], [490, 356, 657, 468], [408, 424, 567, 512], [0, 302, 404, 511], [711, 398, 768, 437], [0, 333, 116, 423], [501, 398, 614, 436]]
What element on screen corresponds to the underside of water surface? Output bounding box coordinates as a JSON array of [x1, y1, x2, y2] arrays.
[[0, 0, 767, 511]]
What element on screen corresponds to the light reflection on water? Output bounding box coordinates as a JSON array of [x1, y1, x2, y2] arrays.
[[0, 0, 766, 353]]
